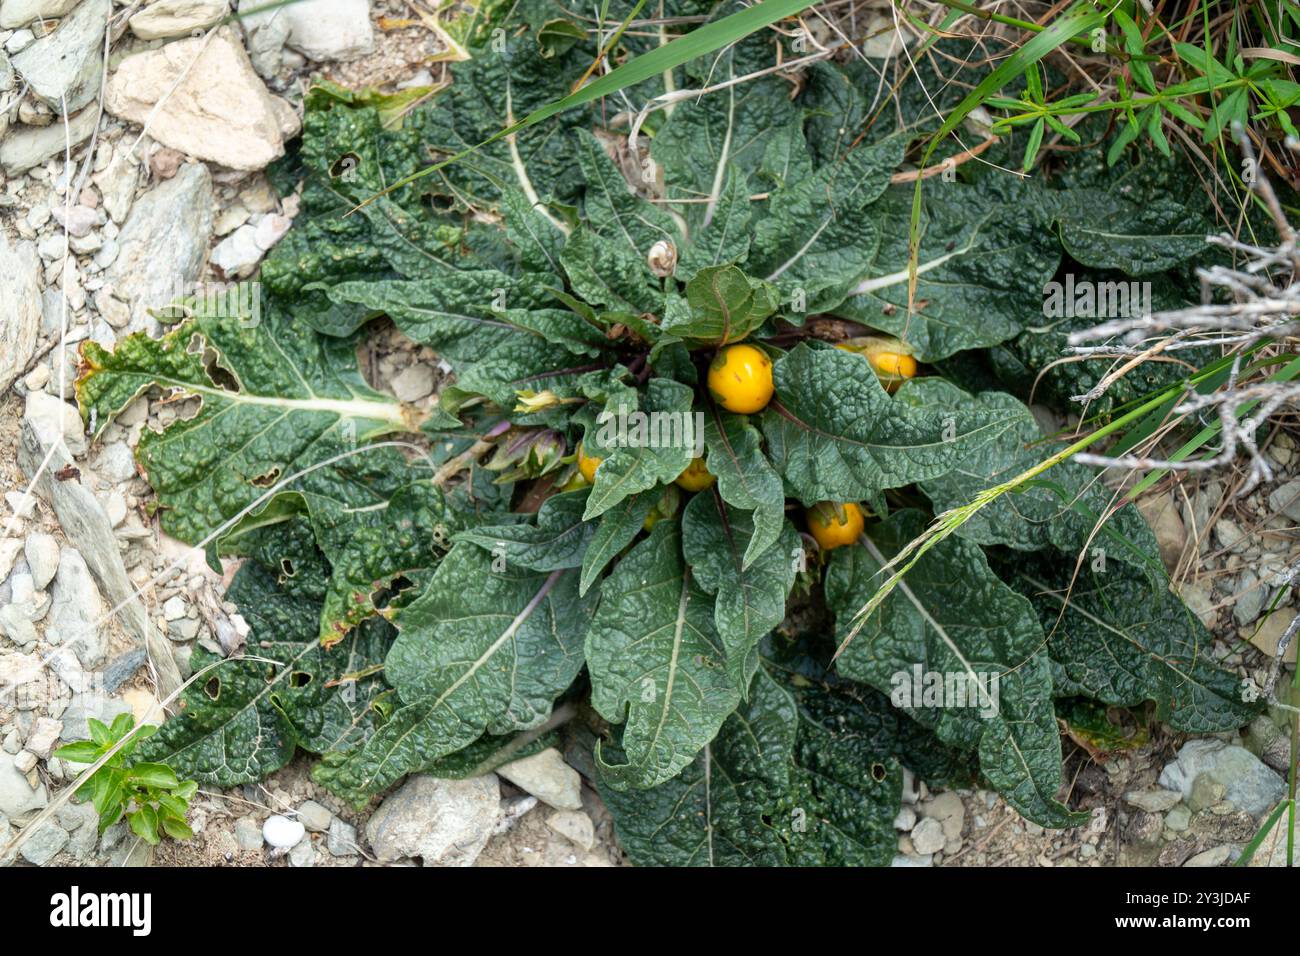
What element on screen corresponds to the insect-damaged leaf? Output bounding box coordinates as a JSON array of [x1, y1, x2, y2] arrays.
[[138, 557, 393, 786], [77, 301, 420, 547], [598, 665, 904, 866]]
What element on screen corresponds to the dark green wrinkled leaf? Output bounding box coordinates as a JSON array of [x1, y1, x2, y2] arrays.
[[588, 522, 740, 789], [315, 545, 591, 803], [584, 378, 696, 519], [702, 405, 786, 568], [455, 488, 593, 570], [896, 378, 1161, 568], [762, 345, 1020, 504], [578, 490, 660, 595], [748, 134, 904, 312], [682, 492, 799, 691], [834, 180, 1060, 361], [825, 510, 1085, 828], [1009, 554, 1260, 732]]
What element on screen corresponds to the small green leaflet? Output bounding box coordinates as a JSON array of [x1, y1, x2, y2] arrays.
[[454, 488, 593, 570], [663, 264, 780, 346], [588, 522, 741, 789]]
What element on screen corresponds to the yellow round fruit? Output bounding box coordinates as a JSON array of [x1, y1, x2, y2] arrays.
[[708, 344, 775, 414], [836, 336, 917, 392], [868, 351, 917, 387], [576, 442, 603, 484], [674, 457, 715, 492], [805, 502, 865, 551]]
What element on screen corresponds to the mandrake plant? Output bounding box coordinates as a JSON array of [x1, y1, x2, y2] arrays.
[[74, 1, 1277, 865]]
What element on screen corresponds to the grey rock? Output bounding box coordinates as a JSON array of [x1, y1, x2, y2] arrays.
[[0, 232, 41, 394], [0, 0, 80, 29], [1245, 715, 1292, 773], [0, 605, 38, 647], [282, 0, 373, 61], [546, 809, 595, 851], [1184, 844, 1234, 868], [1231, 571, 1268, 628], [11, 0, 109, 112], [106, 161, 213, 319], [390, 364, 435, 402], [890, 853, 933, 867], [128, 0, 226, 39], [23, 389, 87, 459], [327, 816, 357, 856], [1164, 804, 1192, 832], [263, 814, 304, 849], [1124, 788, 1183, 813], [55, 800, 97, 832], [288, 838, 315, 867], [109, 840, 153, 867], [59, 691, 131, 741], [234, 816, 263, 851], [24, 532, 60, 590], [922, 791, 965, 841], [297, 799, 332, 833], [1188, 773, 1228, 813], [0, 750, 48, 819], [18, 398, 183, 701], [0, 105, 98, 173], [104, 29, 298, 172], [893, 805, 917, 832], [18, 819, 68, 865], [47, 547, 107, 667], [66, 817, 98, 859], [366, 773, 500, 866], [1267, 479, 1300, 523], [100, 647, 147, 694], [23, 715, 61, 758], [1159, 739, 1286, 820], [910, 816, 945, 855], [92, 441, 136, 484], [497, 747, 583, 810]]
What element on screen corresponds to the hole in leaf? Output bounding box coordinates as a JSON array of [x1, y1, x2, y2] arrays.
[[203, 677, 220, 700], [330, 152, 361, 179], [280, 558, 295, 578], [251, 467, 282, 488], [199, 344, 241, 393], [870, 762, 887, 782], [290, 671, 312, 689]]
